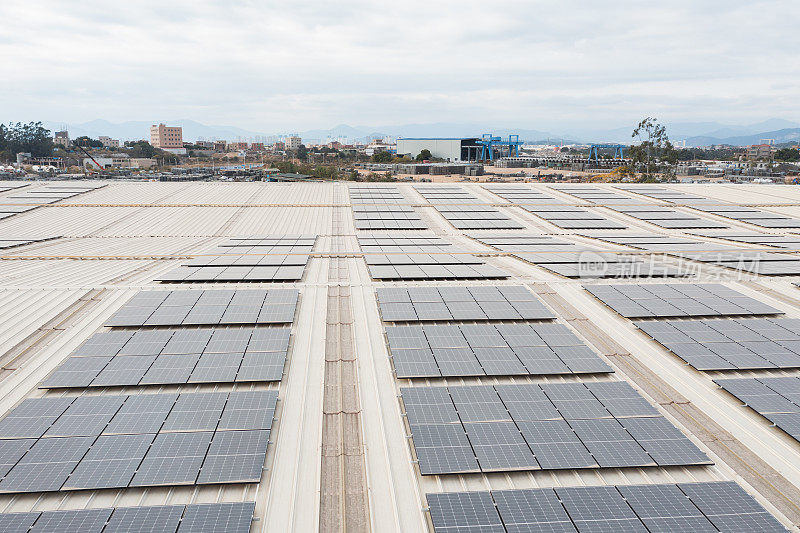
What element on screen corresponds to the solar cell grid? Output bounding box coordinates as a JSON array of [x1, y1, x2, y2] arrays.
[[376, 285, 554, 322], [0, 390, 277, 493], [42, 326, 290, 388], [387, 323, 611, 378], [158, 235, 315, 282], [414, 185, 526, 229], [470, 233, 686, 278], [715, 376, 800, 442], [108, 288, 300, 326], [402, 382, 708, 474], [426, 481, 782, 532], [586, 283, 782, 318], [636, 318, 800, 370], [0, 502, 255, 533]]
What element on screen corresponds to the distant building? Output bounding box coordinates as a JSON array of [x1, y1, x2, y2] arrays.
[[213, 141, 227, 152], [53, 131, 70, 147], [250, 143, 265, 151], [746, 144, 776, 161], [365, 140, 396, 157], [227, 142, 249, 151], [285, 136, 302, 151], [396, 138, 481, 161], [98, 136, 119, 148], [150, 124, 185, 154], [83, 156, 155, 170], [194, 141, 214, 149]]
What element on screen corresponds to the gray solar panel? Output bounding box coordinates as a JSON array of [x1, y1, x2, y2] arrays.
[[586, 283, 782, 319], [402, 383, 708, 475]]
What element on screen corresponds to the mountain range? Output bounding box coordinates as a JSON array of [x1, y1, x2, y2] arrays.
[[43, 118, 800, 147]]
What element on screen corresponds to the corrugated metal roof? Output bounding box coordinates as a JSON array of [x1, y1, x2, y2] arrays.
[[0, 181, 798, 531]]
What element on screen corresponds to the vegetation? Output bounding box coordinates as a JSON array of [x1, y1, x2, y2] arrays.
[[372, 151, 393, 163], [625, 117, 677, 181], [675, 146, 744, 161], [775, 147, 800, 162], [415, 149, 432, 161], [73, 136, 103, 148], [123, 140, 158, 158], [0, 122, 53, 160]]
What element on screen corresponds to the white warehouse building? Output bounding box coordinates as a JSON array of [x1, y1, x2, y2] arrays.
[[396, 137, 481, 161]]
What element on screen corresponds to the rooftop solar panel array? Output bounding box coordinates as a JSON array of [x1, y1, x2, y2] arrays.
[[0, 390, 277, 492], [414, 185, 524, 229], [612, 205, 728, 229], [583, 232, 800, 275], [158, 235, 316, 282], [386, 323, 612, 378], [690, 205, 800, 228], [402, 382, 709, 474], [358, 235, 508, 280], [349, 185, 427, 229], [636, 318, 800, 370], [616, 185, 800, 227], [376, 285, 554, 322], [690, 230, 800, 249], [106, 289, 298, 327], [0, 501, 255, 533], [715, 376, 800, 442], [585, 283, 783, 318], [471, 233, 686, 278], [483, 184, 568, 205], [0, 183, 105, 219], [484, 184, 628, 229], [615, 185, 718, 205], [548, 184, 644, 205], [41, 326, 290, 388], [427, 481, 786, 533]]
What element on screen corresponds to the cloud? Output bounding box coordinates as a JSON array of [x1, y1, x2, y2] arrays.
[[0, 0, 798, 132]]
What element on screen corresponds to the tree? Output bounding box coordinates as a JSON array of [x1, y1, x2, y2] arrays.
[[0, 122, 54, 160], [775, 148, 800, 162], [124, 140, 156, 158], [627, 117, 677, 181], [372, 151, 393, 163], [73, 136, 103, 148], [415, 149, 432, 161]]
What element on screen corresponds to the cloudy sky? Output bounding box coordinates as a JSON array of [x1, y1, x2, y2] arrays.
[[1, 0, 799, 132]]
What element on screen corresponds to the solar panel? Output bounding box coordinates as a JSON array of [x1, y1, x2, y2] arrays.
[[30, 508, 113, 532], [103, 505, 185, 533], [427, 491, 505, 532], [636, 318, 800, 370], [414, 185, 525, 230], [107, 289, 298, 327], [377, 285, 554, 322], [425, 481, 784, 533], [469, 233, 686, 279], [178, 502, 256, 533], [41, 326, 291, 388], [715, 376, 800, 442], [158, 236, 315, 282], [0, 502, 255, 533], [0, 391, 277, 493], [586, 283, 782, 318], [350, 185, 428, 229], [402, 383, 708, 475], [387, 323, 611, 378], [360, 235, 509, 280]]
